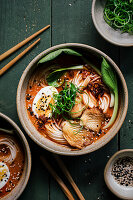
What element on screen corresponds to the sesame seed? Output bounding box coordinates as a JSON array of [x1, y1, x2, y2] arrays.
[[111, 156, 133, 187]]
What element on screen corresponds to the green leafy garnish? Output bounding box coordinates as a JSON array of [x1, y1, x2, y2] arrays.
[[46, 71, 65, 87], [47, 65, 84, 87], [38, 48, 82, 64], [103, 0, 133, 34], [101, 57, 118, 129], [50, 82, 80, 118]]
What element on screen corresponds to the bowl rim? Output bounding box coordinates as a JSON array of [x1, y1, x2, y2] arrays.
[[104, 149, 133, 199], [91, 0, 133, 47], [0, 112, 31, 200], [17, 43, 128, 155]]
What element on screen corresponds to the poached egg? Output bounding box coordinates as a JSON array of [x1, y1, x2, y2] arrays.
[[32, 86, 58, 118], [0, 162, 10, 189]]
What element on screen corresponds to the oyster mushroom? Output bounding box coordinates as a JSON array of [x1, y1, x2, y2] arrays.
[[61, 121, 93, 149], [80, 108, 104, 132]]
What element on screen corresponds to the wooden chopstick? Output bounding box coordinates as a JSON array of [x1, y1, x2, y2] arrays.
[[0, 38, 40, 76], [0, 25, 50, 62], [54, 155, 85, 200], [40, 156, 75, 200]]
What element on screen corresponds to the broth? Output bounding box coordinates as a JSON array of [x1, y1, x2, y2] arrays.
[[26, 61, 114, 150]]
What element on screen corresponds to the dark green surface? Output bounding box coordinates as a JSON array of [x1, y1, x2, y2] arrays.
[[0, 0, 133, 200]]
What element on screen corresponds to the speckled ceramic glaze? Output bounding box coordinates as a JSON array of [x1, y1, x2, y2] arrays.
[[0, 113, 31, 200], [92, 0, 133, 47], [17, 43, 128, 155], [104, 149, 133, 200]]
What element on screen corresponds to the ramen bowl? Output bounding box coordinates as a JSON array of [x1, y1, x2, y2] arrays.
[[0, 113, 31, 200], [17, 43, 128, 155]]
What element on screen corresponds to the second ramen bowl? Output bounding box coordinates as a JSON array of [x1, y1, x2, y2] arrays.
[[0, 113, 31, 200], [17, 43, 128, 155]]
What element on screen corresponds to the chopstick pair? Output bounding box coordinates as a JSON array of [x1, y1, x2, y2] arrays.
[[0, 25, 50, 76], [40, 155, 85, 200]]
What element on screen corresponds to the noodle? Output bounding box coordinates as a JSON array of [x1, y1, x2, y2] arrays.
[[0, 136, 18, 164]]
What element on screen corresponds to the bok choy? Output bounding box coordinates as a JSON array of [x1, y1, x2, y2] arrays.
[[101, 57, 118, 129]]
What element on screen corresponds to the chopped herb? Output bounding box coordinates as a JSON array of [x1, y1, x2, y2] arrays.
[[50, 82, 79, 118], [104, 0, 133, 34]]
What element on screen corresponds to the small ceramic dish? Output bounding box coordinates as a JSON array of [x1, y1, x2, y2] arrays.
[[91, 0, 133, 47], [17, 43, 128, 155], [104, 149, 133, 200], [0, 113, 31, 200]]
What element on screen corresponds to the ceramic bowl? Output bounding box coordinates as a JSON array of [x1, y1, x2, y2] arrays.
[[0, 113, 31, 200], [92, 0, 133, 46], [104, 149, 133, 200], [17, 43, 128, 155]]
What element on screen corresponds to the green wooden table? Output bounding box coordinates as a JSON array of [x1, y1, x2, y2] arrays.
[[0, 0, 133, 199]]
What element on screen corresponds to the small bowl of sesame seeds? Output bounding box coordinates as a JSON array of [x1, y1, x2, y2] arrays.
[[104, 149, 133, 200]]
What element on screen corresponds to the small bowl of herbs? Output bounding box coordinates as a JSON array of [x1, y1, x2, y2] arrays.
[[92, 0, 133, 46], [104, 149, 133, 199]]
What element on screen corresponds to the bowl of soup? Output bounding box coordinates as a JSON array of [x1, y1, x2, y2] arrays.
[[0, 113, 31, 199], [17, 43, 128, 155]]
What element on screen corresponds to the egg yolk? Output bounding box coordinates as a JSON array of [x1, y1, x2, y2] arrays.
[[35, 94, 54, 118], [0, 162, 10, 190], [0, 166, 8, 181]]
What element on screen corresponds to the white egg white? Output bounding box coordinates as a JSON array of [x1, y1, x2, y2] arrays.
[[0, 162, 10, 189], [32, 86, 58, 118]]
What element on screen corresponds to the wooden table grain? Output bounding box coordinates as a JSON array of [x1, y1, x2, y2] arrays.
[[0, 0, 133, 200]]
